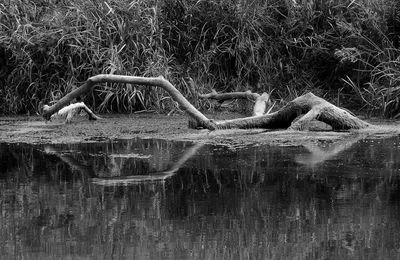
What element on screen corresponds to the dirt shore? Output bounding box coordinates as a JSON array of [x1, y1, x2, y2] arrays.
[[0, 113, 399, 146]]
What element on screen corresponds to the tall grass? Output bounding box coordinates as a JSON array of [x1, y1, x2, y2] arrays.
[[0, 0, 399, 117], [0, 0, 175, 114]]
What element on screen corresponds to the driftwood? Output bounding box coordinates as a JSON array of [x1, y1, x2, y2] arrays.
[[199, 90, 273, 116], [199, 89, 260, 101], [43, 75, 216, 129], [42, 74, 371, 131], [213, 92, 370, 130], [44, 102, 101, 123]]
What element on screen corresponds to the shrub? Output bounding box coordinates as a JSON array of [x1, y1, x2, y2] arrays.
[[0, 0, 399, 117]]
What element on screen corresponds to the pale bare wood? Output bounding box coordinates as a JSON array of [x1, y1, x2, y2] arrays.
[[199, 90, 260, 101], [212, 92, 370, 130], [253, 92, 271, 116], [43, 75, 370, 131], [44, 102, 101, 123], [198, 88, 272, 116], [42, 75, 216, 129]]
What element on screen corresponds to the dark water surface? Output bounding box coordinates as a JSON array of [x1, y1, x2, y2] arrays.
[[1, 136, 400, 259]]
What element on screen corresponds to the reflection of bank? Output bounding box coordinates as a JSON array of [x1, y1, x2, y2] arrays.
[[2, 139, 400, 259]]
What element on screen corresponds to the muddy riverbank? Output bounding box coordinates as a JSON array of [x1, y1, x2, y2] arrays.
[[0, 113, 399, 146]]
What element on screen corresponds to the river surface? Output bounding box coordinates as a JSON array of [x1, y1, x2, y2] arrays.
[[1, 136, 400, 259]]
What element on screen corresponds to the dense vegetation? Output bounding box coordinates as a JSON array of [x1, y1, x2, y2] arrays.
[[1, 0, 400, 117]]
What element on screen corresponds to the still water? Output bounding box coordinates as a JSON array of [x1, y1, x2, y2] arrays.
[[1, 136, 400, 259]]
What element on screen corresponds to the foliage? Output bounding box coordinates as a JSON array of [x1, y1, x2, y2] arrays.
[[0, 0, 399, 117]]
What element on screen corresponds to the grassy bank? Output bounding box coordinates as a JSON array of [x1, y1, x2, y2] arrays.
[[1, 0, 400, 117]]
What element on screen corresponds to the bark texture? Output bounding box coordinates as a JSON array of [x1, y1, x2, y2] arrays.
[[212, 93, 370, 130]]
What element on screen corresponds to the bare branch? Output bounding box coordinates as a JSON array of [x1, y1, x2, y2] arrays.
[[42, 75, 216, 130], [199, 90, 260, 101], [43, 75, 370, 131]]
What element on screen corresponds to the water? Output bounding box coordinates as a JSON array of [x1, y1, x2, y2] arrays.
[[1, 136, 400, 259]]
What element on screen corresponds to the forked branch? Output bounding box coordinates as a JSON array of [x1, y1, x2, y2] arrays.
[[43, 74, 371, 131], [43, 75, 216, 129]]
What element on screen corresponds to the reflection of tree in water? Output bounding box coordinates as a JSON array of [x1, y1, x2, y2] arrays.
[[42, 139, 204, 180], [295, 135, 363, 169], [1, 137, 400, 258]]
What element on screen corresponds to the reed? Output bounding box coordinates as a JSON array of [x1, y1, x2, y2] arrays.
[[0, 0, 399, 117]]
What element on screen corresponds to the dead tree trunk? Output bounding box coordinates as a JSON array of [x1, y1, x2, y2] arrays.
[[212, 92, 370, 130], [42, 75, 370, 131]]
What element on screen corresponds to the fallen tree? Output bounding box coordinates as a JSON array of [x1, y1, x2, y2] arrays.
[[42, 74, 371, 131], [211, 92, 371, 130]]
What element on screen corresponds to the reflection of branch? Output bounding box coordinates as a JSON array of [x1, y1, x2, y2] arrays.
[[44, 146, 94, 176], [92, 143, 204, 186], [295, 136, 362, 168]]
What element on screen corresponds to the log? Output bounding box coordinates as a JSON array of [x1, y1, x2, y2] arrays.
[[212, 92, 370, 130], [43, 75, 370, 131]]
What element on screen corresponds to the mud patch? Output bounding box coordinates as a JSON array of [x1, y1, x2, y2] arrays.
[[0, 114, 399, 146]]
